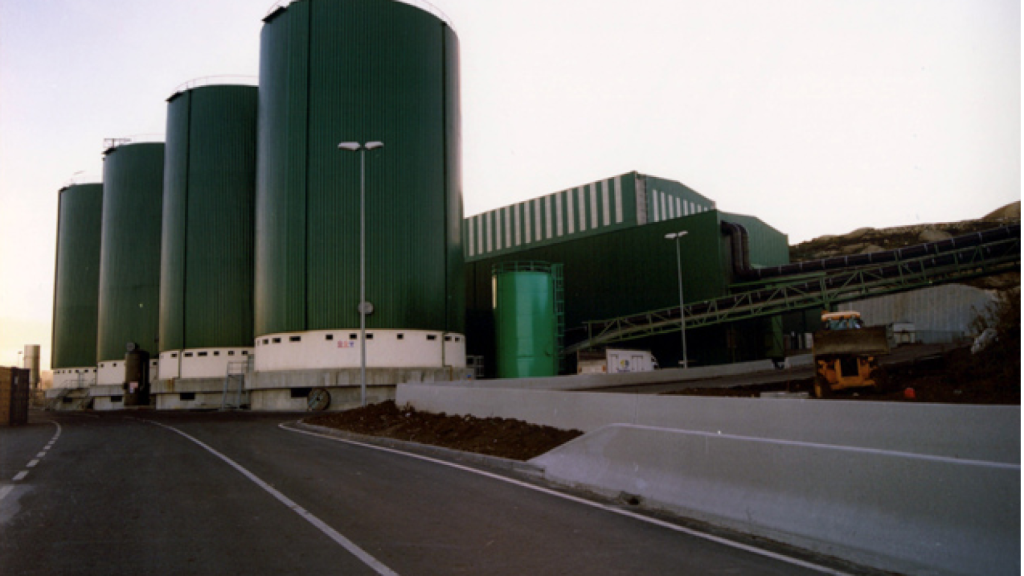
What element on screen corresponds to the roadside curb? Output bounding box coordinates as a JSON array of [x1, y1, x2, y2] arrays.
[[290, 421, 546, 477]]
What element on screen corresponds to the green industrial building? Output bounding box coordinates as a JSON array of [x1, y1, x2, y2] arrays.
[[464, 171, 791, 376]]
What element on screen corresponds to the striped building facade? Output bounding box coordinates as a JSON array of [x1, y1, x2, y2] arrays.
[[465, 172, 715, 261]]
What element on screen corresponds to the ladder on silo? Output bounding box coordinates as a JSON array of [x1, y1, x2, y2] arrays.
[[220, 361, 247, 410], [552, 263, 566, 373]]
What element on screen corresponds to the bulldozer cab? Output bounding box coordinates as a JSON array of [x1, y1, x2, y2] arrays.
[[813, 311, 890, 397], [821, 311, 864, 331]]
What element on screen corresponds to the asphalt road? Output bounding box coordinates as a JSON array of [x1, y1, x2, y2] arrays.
[[2, 410, 864, 575]]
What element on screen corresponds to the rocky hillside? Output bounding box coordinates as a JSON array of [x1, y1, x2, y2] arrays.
[[790, 201, 1020, 261], [788, 201, 1020, 290]]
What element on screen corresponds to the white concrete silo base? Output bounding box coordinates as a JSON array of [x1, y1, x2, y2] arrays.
[[248, 366, 473, 412]]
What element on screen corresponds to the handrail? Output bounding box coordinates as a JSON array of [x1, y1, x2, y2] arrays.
[[59, 172, 102, 190], [169, 75, 258, 99], [102, 134, 164, 154]]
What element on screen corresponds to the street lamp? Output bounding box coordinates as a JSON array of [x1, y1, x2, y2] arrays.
[[665, 231, 689, 368], [338, 140, 384, 406]]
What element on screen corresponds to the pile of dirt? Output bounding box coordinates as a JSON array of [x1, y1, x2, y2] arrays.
[[304, 401, 583, 461]]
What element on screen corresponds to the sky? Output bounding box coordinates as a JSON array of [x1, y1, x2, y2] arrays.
[[0, 0, 1019, 370]]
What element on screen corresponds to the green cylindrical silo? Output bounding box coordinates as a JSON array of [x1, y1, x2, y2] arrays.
[[493, 262, 558, 378], [159, 84, 257, 382], [254, 0, 463, 377], [51, 183, 103, 388], [96, 142, 164, 384]]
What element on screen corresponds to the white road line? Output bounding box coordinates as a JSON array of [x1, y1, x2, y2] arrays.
[[0, 486, 13, 501], [36, 452, 46, 458], [147, 420, 399, 576], [628, 424, 1021, 471], [26, 460, 39, 468], [281, 423, 854, 576], [13, 471, 28, 481]]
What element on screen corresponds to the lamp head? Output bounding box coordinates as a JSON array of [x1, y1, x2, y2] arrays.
[[338, 141, 384, 151]]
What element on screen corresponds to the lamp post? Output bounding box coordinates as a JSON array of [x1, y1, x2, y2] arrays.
[[665, 231, 689, 368], [338, 140, 384, 406]]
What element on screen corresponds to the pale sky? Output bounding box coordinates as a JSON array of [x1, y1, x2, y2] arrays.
[[0, 0, 1019, 369]]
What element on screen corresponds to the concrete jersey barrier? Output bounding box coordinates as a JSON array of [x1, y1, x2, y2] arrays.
[[397, 384, 1020, 463], [531, 424, 1020, 576], [396, 384, 1021, 574]]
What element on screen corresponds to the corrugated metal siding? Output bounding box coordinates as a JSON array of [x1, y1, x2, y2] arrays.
[[464, 208, 801, 370], [161, 85, 257, 353], [160, 92, 190, 352], [256, 0, 461, 337], [718, 211, 790, 268], [444, 26, 465, 333], [255, 1, 310, 336], [97, 143, 164, 361], [52, 183, 103, 368], [645, 175, 716, 223], [839, 285, 997, 340], [467, 210, 727, 337], [465, 173, 639, 261]]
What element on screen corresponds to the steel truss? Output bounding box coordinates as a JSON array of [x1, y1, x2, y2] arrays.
[[567, 234, 1020, 354]]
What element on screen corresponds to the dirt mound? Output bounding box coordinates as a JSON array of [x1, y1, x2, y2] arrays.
[[789, 219, 1018, 263], [982, 201, 1021, 221], [788, 209, 1020, 290], [304, 401, 583, 461]]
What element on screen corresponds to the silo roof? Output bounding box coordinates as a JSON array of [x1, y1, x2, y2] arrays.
[[264, 0, 454, 29]]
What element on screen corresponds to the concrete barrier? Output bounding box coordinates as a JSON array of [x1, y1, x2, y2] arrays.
[[436, 355, 814, 391], [531, 424, 1020, 576], [396, 385, 1020, 574], [397, 385, 1020, 463]]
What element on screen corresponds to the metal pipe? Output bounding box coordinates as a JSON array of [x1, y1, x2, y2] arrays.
[[360, 146, 366, 407], [665, 231, 689, 368]]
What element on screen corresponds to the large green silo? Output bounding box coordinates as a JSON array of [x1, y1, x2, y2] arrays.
[[255, 0, 463, 343], [160, 84, 257, 355], [96, 142, 164, 366], [52, 183, 103, 370], [493, 262, 559, 378]]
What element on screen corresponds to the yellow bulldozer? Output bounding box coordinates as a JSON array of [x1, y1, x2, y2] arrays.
[[812, 311, 891, 398]]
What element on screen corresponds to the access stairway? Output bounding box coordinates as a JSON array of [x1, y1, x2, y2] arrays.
[[565, 224, 1020, 354]]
